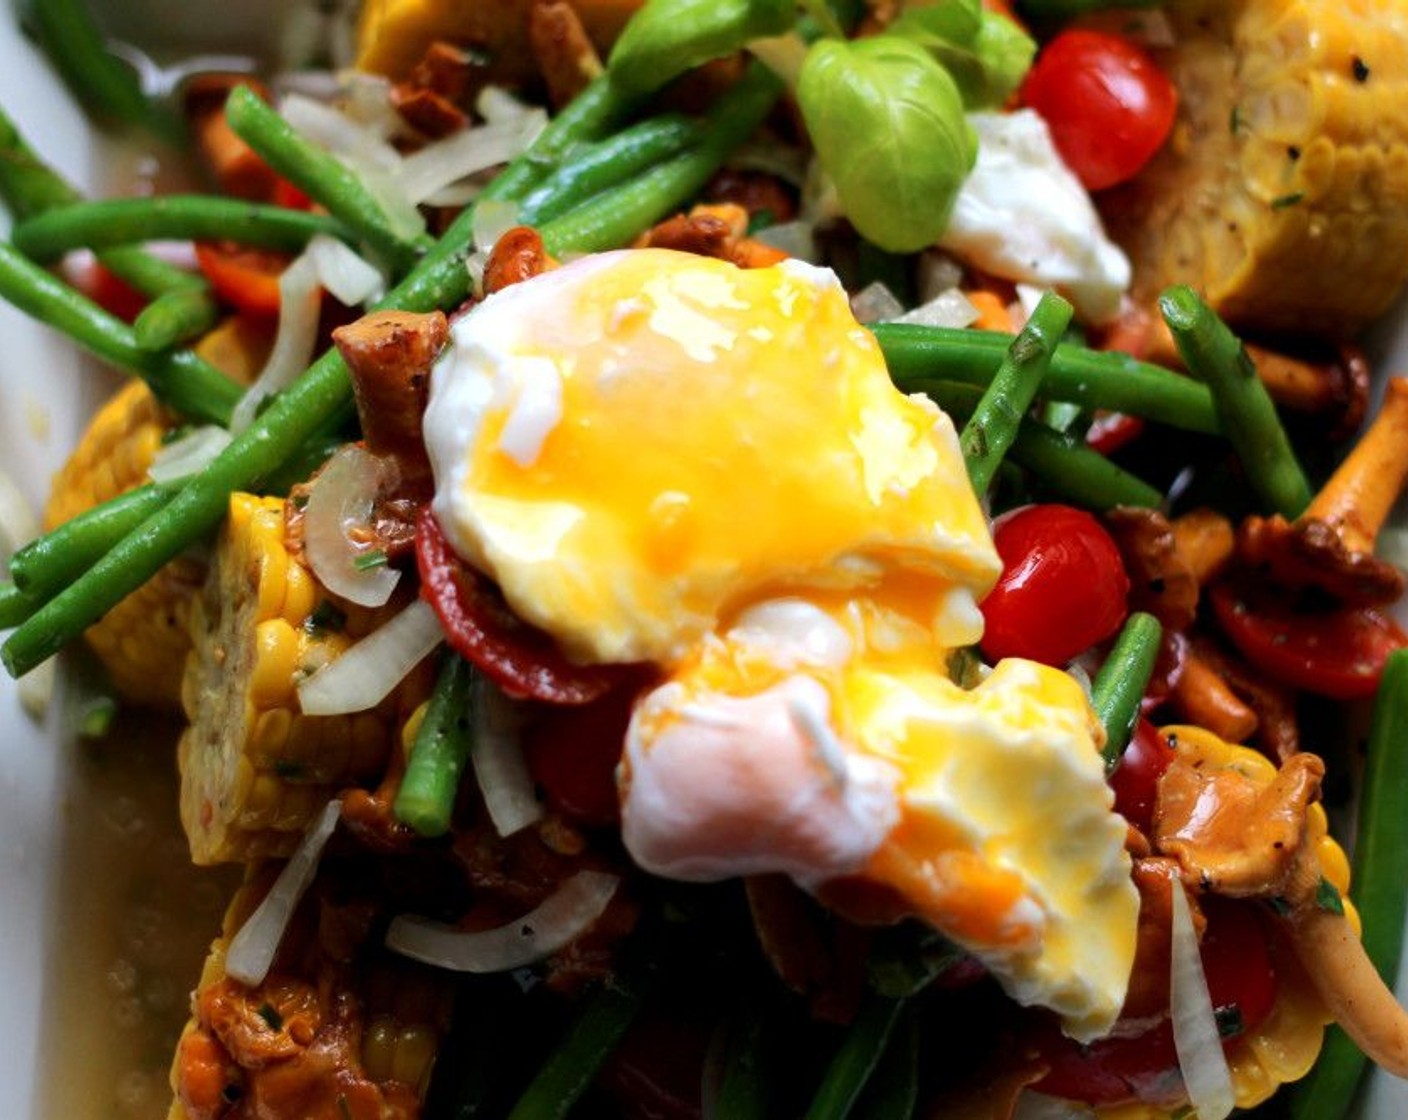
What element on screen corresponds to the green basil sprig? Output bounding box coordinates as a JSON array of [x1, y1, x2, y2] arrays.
[[797, 36, 976, 252], [887, 0, 1037, 107], [608, 0, 797, 96]]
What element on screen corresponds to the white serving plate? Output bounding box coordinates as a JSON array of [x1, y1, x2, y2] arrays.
[[1, 5, 1407, 1117]]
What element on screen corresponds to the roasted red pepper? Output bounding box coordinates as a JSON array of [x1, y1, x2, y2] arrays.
[[194, 242, 290, 318]]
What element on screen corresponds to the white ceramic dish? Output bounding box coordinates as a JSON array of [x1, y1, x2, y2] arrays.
[[2, 5, 1408, 1117]]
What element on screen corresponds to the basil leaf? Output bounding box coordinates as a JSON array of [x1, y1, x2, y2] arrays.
[[886, 0, 983, 47], [607, 0, 797, 96], [888, 8, 1036, 108], [797, 36, 976, 253]]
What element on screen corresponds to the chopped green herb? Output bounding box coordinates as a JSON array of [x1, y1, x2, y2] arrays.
[[1271, 191, 1305, 210], [1229, 105, 1242, 134], [274, 760, 306, 779], [257, 1003, 284, 1032], [1316, 876, 1346, 915], [305, 600, 347, 635], [746, 207, 776, 235], [352, 548, 389, 571], [1214, 1004, 1245, 1039], [1268, 895, 1293, 918]]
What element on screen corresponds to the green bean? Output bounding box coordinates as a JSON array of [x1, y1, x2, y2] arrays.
[[960, 291, 1073, 494], [853, 1002, 919, 1119], [132, 286, 221, 352], [394, 652, 474, 837], [224, 85, 430, 274], [872, 322, 1221, 435], [17, 0, 177, 140], [1091, 612, 1163, 772], [0, 105, 204, 300], [0, 582, 38, 630], [712, 1001, 776, 1120], [505, 971, 648, 1120], [1290, 648, 1408, 1117], [539, 64, 784, 256], [0, 240, 239, 425], [0, 74, 660, 679], [8, 482, 171, 598], [917, 381, 1163, 510], [1159, 285, 1312, 519], [804, 994, 906, 1120], [13, 196, 354, 262], [517, 113, 701, 226]]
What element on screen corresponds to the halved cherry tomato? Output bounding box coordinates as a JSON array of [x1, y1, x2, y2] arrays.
[[1032, 897, 1278, 1106], [1019, 29, 1178, 191], [272, 177, 315, 212], [194, 242, 290, 318], [1210, 579, 1408, 701], [980, 504, 1130, 666], [66, 258, 147, 323], [414, 508, 639, 704], [1109, 718, 1175, 833], [521, 685, 643, 827]]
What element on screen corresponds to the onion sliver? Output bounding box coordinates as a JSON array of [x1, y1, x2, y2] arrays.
[[298, 598, 442, 716], [753, 220, 819, 263], [471, 676, 543, 837], [471, 198, 522, 254], [398, 117, 545, 206], [230, 251, 322, 434], [226, 798, 342, 986], [147, 425, 233, 484], [308, 233, 384, 306], [303, 445, 401, 607], [850, 280, 905, 325], [1168, 885, 1235, 1120], [386, 870, 619, 972], [892, 288, 980, 329]]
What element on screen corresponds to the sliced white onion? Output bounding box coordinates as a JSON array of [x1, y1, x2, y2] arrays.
[[753, 219, 819, 263], [399, 116, 546, 206], [1169, 885, 1236, 1120], [850, 280, 906, 325], [892, 288, 980, 329], [16, 656, 56, 720], [0, 466, 39, 568], [466, 249, 490, 298], [476, 85, 538, 126], [230, 251, 322, 434], [302, 445, 401, 607], [340, 72, 400, 137], [385, 870, 619, 972], [915, 250, 965, 305], [225, 799, 342, 986], [298, 598, 443, 716], [147, 425, 234, 484], [471, 676, 543, 837], [308, 233, 385, 306], [471, 198, 523, 254]]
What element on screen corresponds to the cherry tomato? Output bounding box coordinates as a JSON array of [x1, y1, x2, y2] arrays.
[[1019, 29, 1178, 191], [414, 508, 637, 704], [1032, 897, 1278, 1106], [271, 177, 315, 212], [1085, 411, 1146, 456], [66, 258, 147, 323], [979, 504, 1130, 666], [194, 242, 290, 318], [1210, 579, 1408, 701], [521, 685, 642, 828], [1108, 718, 1175, 833]]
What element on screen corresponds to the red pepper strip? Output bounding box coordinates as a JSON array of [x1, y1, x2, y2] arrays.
[[67, 257, 147, 323], [194, 242, 290, 318], [1210, 578, 1408, 702], [414, 507, 638, 704]]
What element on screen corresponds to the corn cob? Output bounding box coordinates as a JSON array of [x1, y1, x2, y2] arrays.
[[167, 864, 453, 1119], [1104, 0, 1408, 338], [178, 492, 430, 865], [43, 379, 202, 708], [1097, 726, 1349, 1119]]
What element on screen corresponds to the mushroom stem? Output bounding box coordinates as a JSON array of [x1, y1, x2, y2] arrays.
[[1168, 649, 1258, 745], [1245, 341, 1371, 438], [1170, 508, 1235, 587], [1304, 377, 1408, 553], [1282, 848, 1408, 1077]]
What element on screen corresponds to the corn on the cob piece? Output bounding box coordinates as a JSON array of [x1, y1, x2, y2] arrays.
[[167, 864, 452, 1119], [1105, 0, 1408, 338], [178, 493, 430, 865], [44, 380, 202, 708]]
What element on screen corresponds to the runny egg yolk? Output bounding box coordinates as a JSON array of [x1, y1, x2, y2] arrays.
[[422, 247, 1138, 1040], [423, 248, 999, 667]]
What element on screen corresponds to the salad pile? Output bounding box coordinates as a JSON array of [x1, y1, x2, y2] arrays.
[[4, 0, 1408, 1117]]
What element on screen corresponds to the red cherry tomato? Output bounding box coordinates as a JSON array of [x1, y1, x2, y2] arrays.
[[521, 685, 642, 828], [194, 242, 290, 318], [67, 258, 147, 323], [1032, 897, 1278, 1107], [1019, 29, 1178, 191], [1210, 579, 1408, 701], [1108, 719, 1175, 833], [414, 508, 637, 704], [1085, 411, 1146, 456], [979, 504, 1130, 666]]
